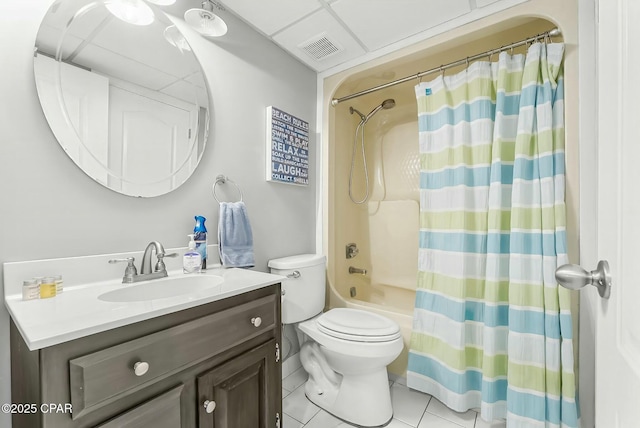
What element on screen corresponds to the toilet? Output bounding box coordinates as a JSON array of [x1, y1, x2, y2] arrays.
[[269, 254, 403, 427]]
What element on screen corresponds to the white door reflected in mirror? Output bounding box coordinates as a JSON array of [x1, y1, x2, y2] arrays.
[[33, 0, 210, 197]]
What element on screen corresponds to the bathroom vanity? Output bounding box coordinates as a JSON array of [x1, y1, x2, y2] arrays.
[[5, 256, 283, 428]]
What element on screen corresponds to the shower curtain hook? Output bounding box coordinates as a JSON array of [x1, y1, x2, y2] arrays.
[[440, 65, 445, 77], [466, 57, 469, 67]]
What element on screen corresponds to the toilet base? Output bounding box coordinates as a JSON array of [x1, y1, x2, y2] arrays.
[[303, 368, 394, 427]]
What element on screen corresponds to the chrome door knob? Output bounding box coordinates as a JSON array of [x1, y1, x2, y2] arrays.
[[203, 400, 216, 414], [133, 361, 149, 376], [555, 260, 611, 299], [251, 317, 262, 327]]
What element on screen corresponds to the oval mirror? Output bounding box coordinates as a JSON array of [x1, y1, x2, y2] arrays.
[[34, 0, 210, 197]]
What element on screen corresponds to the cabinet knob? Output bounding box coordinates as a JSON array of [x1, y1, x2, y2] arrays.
[[133, 361, 149, 377], [251, 317, 262, 327], [203, 400, 216, 414]]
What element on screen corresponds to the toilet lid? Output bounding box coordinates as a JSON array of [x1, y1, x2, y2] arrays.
[[317, 308, 401, 342]]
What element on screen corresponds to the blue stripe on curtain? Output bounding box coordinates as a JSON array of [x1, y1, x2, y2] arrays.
[[419, 231, 567, 255], [408, 353, 508, 403], [415, 291, 509, 326]]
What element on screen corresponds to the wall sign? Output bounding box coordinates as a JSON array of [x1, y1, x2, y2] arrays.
[[266, 106, 309, 185]]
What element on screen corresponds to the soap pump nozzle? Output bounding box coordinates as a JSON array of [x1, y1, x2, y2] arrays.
[[187, 234, 197, 250]]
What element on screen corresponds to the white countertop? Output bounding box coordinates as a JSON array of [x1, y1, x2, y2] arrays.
[[3, 249, 284, 351]]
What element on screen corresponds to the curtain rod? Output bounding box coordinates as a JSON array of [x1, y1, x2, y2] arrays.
[[330, 28, 561, 106]]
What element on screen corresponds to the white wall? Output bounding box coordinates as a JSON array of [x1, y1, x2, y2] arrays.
[[0, 1, 317, 425]]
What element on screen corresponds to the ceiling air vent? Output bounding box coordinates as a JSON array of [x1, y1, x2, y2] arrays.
[[298, 33, 343, 61]]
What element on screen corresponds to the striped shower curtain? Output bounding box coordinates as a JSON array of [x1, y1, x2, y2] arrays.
[[407, 43, 578, 427]]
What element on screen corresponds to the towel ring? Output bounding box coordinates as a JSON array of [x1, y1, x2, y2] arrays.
[[212, 175, 243, 203]]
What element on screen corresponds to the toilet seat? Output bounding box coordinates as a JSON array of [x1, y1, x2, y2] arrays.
[[317, 308, 401, 343]]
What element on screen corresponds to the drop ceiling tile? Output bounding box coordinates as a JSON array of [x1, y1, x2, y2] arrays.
[[476, 0, 501, 6], [272, 9, 366, 72], [220, 0, 322, 36], [330, 0, 472, 51], [74, 44, 177, 91], [90, 18, 199, 80], [37, 25, 83, 59], [161, 78, 207, 106]]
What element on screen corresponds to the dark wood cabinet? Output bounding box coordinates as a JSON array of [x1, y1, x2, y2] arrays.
[[197, 339, 278, 428], [10, 284, 282, 428]]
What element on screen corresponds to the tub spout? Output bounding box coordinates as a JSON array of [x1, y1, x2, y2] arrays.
[[348, 266, 367, 275]]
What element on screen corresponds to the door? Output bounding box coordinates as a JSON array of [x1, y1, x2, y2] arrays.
[[594, 0, 640, 425], [108, 85, 195, 195], [196, 340, 280, 428], [34, 54, 109, 183]]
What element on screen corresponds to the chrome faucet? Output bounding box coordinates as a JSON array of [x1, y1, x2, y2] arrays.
[[141, 241, 170, 275], [109, 241, 178, 284]]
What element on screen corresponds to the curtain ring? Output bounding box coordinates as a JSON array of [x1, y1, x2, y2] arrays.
[[489, 50, 493, 62], [466, 57, 469, 67], [417, 74, 423, 84], [440, 65, 445, 77], [510, 46, 514, 55]]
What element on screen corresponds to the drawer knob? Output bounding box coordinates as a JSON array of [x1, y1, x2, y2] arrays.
[[203, 400, 216, 414], [133, 361, 149, 377], [251, 317, 262, 327]]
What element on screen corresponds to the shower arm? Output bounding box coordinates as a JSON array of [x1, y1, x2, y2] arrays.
[[331, 28, 561, 106]]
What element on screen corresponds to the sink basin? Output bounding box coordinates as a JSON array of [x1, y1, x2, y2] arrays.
[[98, 275, 224, 302]]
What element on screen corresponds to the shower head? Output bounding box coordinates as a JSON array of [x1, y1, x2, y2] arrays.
[[363, 98, 395, 124], [349, 99, 395, 124], [381, 99, 395, 109]]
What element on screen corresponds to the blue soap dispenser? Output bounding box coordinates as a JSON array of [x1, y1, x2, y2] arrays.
[[194, 215, 207, 270], [183, 234, 202, 274]]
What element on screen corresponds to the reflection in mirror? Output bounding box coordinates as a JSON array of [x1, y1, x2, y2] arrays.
[[34, 0, 210, 197]]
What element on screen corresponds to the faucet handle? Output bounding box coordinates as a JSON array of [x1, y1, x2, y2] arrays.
[[159, 252, 178, 258], [109, 257, 138, 281], [155, 252, 178, 272]]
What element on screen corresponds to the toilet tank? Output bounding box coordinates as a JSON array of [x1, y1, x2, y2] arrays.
[[268, 254, 326, 324]]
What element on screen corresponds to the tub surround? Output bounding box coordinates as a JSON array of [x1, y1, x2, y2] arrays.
[[4, 248, 284, 350]]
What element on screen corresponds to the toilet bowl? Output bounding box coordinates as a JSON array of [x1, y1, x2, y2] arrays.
[[298, 308, 403, 427], [268, 254, 403, 428]]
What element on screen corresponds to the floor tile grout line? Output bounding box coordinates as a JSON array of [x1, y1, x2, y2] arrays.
[[414, 395, 433, 428]]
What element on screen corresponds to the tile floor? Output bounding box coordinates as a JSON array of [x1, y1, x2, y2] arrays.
[[282, 367, 506, 428]]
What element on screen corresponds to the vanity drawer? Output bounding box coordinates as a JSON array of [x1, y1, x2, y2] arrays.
[[95, 384, 183, 428], [69, 294, 276, 419]]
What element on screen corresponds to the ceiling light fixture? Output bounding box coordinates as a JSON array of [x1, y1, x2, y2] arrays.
[[164, 25, 192, 51], [184, 1, 227, 37], [105, 0, 155, 26]]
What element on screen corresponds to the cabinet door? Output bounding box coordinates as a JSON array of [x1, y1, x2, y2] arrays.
[[197, 340, 279, 428], [95, 384, 184, 428]]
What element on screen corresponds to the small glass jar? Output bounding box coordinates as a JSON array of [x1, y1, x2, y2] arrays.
[[39, 276, 57, 299], [53, 274, 63, 294], [22, 279, 40, 301]]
